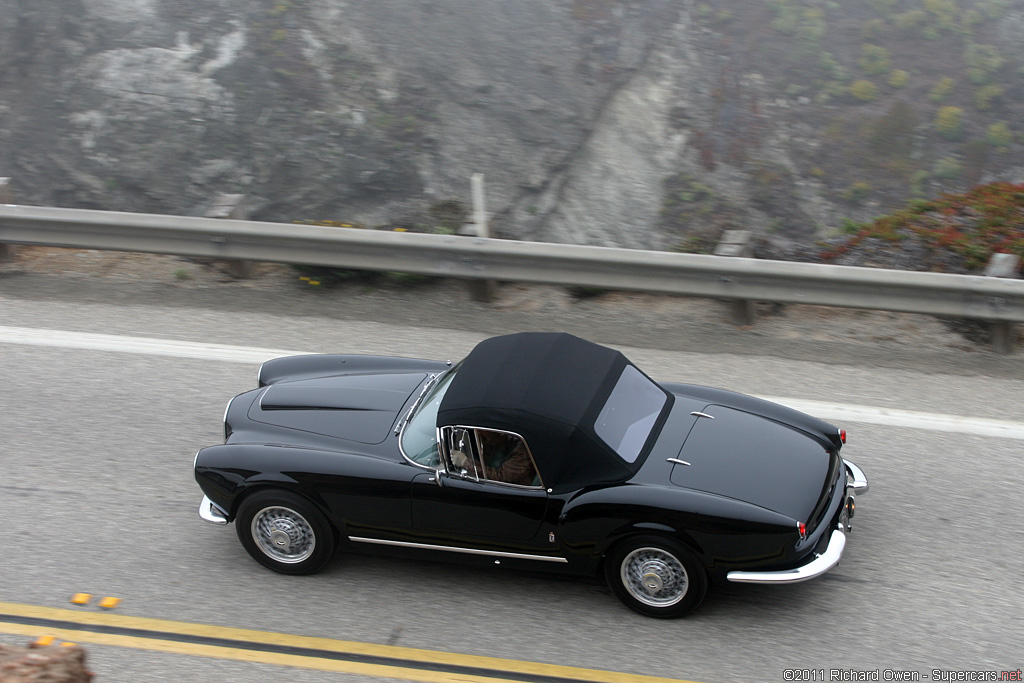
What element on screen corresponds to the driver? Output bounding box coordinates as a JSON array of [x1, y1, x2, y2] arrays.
[[478, 430, 537, 486]]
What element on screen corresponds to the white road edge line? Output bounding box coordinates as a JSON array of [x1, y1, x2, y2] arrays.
[[3, 325, 1023, 441], [0, 325, 303, 364]]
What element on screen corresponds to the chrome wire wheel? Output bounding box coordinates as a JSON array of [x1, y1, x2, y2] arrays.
[[619, 546, 689, 608], [251, 505, 316, 564]]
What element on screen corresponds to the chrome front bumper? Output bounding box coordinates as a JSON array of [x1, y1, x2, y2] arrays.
[[199, 496, 229, 525], [727, 459, 868, 584]]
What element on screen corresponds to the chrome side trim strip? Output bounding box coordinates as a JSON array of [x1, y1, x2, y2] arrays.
[[843, 459, 869, 494], [199, 496, 229, 525], [690, 411, 714, 419], [348, 536, 569, 563], [666, 458, 691, 466], [726, 529, 846, 584]]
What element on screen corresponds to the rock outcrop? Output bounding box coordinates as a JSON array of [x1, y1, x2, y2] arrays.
[[0, 642, 93, 682], [1, 0, 1021, 250]]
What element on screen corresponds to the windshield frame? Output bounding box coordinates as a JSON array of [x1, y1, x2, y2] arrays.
[[397, 361, 462, 469]]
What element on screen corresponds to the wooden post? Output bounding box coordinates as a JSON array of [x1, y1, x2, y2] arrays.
[[204, 194, 251, 278], [713, 229, 756, 326], [0, 178, 15, 261], [984, 253, 1020, 354], [467, 173, 497, 303]]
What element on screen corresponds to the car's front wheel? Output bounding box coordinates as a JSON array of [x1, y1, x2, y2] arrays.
[[605, 536, 707, 618], [235, 490, 335, 575]]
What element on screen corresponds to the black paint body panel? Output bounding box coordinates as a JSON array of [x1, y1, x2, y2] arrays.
[[196, 345, 847, 583]]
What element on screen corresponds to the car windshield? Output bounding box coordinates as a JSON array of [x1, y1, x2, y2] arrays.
[[399, 362, 461, 466], [593, 365, 667, 463]]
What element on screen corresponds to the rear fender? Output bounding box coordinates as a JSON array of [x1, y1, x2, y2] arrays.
[[560, 485, 797, 574], [596, 521, 706, 562]]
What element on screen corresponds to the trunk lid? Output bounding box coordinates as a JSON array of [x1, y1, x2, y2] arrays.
[[669, 404, 831, 521]]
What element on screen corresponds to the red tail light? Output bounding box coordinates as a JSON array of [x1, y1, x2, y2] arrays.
[[838, 429, 847, 444], [797, 521, 807, 539]]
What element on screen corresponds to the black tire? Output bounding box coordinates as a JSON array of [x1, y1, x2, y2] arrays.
[[604, 535, 708, 618], [235, 489, 335, 575]]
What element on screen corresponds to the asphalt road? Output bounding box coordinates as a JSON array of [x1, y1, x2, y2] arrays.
[[1, 274, 1022, 683]]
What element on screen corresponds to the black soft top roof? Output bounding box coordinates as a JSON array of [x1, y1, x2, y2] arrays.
[[437, 333, 672, 492]]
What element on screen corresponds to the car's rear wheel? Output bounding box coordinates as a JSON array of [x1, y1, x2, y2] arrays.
[[605, 536, 707, 618], [235, 490, 335, 575]]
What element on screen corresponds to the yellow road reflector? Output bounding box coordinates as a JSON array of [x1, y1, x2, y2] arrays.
[[69, 594, 92, 606], [60, 641, 78, 647], [33, 635, 56, 646], [98, 597, 121, 610]]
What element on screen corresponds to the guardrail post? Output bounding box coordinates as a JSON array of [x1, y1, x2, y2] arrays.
[[985, 253, 1020, 354], [0, 178, 15, 262], [467, 173, 496, 303], [205, 194, 251, 278], [713, 230, 756, 326]]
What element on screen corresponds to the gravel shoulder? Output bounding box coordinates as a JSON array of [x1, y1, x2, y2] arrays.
[[1, 246, 1021, 379]]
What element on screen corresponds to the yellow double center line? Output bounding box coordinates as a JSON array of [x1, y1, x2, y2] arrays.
[[0, 602, 700, 683]]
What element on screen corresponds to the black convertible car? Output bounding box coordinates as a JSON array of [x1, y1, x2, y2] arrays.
[[195, 332, 867, 617]]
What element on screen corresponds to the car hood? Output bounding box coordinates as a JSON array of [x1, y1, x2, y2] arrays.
[[669, 404, 831, 522], [248, 372, 428, 444]]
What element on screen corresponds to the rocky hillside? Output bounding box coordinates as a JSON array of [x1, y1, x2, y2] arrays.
[[1, 0, 1022, 251]]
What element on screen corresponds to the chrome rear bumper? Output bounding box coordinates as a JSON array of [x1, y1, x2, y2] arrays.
[[844, 459, 869, 494], [727, 528, 847, 584], [199, 496, 229, 525]]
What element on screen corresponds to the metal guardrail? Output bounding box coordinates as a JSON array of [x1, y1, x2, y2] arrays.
[[1, 203, 1022, 334]]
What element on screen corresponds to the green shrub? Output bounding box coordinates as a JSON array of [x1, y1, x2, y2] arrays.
[[894, 10, 927, 31], [820, 52, 846, 79], [888, 70, 909, 88], [859, 44, 892, 75], [843, 181, 873, 203], [986, 122, 1013, 148], [861, 19, 887, 39], [870, 0, 897, 17], [923, 0, 958, 31], [964, 43, 1005, 84], [928, 77, 955, 102], [974, 84, 1004, 110], [961, 9, 983, 28], [830, 183, 1024, 270], [934, 106, 964, 139], [823, 80, 849, 98], [769, 0, 826, 46], [849, 79, 879, 101], [932, 156, 963, 179]]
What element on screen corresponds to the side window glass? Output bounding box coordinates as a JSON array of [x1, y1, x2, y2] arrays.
[[445, 427, 481, 480], [475, 430, 541, 487]]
